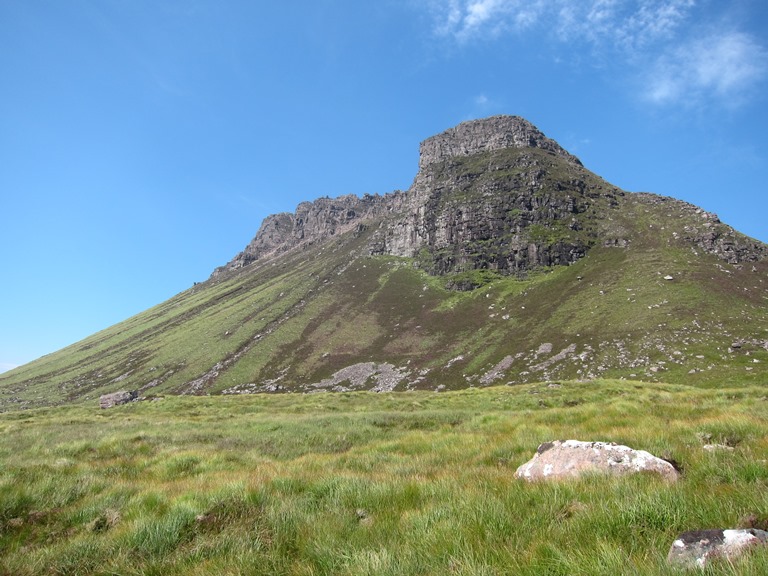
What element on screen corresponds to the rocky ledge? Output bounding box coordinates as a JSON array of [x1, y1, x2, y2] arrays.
[[417, 115, 582, 170]]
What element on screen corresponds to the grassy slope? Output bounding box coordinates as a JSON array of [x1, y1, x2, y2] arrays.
[[1, 216, 767, 409], [1, 381, 767, 575]]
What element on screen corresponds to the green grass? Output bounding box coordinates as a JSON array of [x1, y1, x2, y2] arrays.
[[1, 380, 767, 575]]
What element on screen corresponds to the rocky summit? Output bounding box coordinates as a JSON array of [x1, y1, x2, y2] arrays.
[[1, 115, 767, 409], [215, 116, 764, 281]]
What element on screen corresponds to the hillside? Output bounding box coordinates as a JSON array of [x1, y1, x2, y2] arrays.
[[1, 116, 767, 410]]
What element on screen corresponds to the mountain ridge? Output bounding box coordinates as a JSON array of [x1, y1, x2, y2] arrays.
[[214, 115, 765, 281], [1, 115, 767, 410]]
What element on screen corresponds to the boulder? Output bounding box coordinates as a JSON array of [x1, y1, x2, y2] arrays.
[[667, 529, 768, 570], [99, 390, 138, 409], [514, 440, 679, 482]]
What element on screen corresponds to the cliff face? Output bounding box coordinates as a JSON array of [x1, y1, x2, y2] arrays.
[[213, 115, 766, 281], [416, 114, 581, 171], [374, 144, 618, 276], [213, 193, 408, 275]]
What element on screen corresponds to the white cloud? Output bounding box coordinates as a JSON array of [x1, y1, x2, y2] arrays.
[[423, 1, 767, 107], [645, 31, 768, 106], [464, 0, 497, 28], [595, 0, 695, 51], [432, 0, 463, 37], [429, 0, 546, 41], [428, 0, 694, 49]]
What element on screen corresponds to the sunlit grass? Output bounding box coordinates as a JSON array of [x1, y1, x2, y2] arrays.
[[1, 380, 767, 574]]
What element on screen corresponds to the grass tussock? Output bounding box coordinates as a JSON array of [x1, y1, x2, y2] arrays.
[[0, 380, 767, 575]]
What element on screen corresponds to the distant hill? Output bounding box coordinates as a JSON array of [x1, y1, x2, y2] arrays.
[[2, 115, 766, 410]]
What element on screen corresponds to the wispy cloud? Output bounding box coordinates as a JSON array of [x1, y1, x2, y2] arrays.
[[560, 0, 695, 53], [429, 0, 540, 41], [429, 0, 694, 48], [463, 92, 498, 120], [644, 31, 768, 106], [423, 0, 767, 108]]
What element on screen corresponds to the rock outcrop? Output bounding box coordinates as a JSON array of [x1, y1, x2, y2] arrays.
[[212, 193, 408, 276], [211, 115, 766, 282], [417, 114, 582, 171], [667, 529, 768, 570], [514, 440, 679, 482], [373, 142, 611, 276], [99, 390, 138, 409], [634, 193, 768, 263], [213, 116, 615, 280]]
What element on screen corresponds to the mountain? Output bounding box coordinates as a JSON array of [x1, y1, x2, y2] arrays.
[[2, 115, 766, 410]]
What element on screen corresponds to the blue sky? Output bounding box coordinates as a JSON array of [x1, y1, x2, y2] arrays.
[[1, 0, 767, 373]]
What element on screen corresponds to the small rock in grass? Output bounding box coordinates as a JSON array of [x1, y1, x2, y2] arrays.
[[356, 508, 373, 526], [667, 529, 768, 569], [88, 509, 120, 533], [99, 390, 138, 409], [702, 443, 734, 452]]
